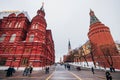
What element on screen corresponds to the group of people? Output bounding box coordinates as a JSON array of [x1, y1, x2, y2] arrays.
[[5, 66, 15, 77], [64, 64, 71, 70], [5, 65, 52, 77], [23, 66, 33, 76]]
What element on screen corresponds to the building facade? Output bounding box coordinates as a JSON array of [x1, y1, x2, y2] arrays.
[[0, 5, 55, 68], [88, 10, 120, 69]]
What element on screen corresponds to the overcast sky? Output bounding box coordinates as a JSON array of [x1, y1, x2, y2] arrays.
[[0, 0, 120, 62]]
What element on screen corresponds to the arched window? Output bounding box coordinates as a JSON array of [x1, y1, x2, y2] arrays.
[[0, 34, 6, 42], [9, 34, 16, 42], [32, 23, 39, 29], [32, 24, 35, 29], [29, 34, 34, 42]]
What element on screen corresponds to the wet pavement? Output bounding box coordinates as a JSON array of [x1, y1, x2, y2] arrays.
[[0, 64, 120, 80], [46, 64, 80, 80]]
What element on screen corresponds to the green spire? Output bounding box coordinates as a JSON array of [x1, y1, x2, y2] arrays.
[[89, 9, 100, 25]]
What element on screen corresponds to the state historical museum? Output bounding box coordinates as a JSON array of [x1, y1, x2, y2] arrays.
[[0, 5, 55, 68]]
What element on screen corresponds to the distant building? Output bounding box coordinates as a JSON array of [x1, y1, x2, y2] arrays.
[[63, 40, 73, 62], [115, 42, 120, 54], [0, 4, 55, 68]]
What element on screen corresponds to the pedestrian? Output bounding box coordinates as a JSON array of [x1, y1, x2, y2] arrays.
[[23, 66, 29, 76], [5, 66, 11, 77], [47, 67, 49, 73], [105, 71, 112, 80], [91, 67, 95, 74], [76, 66, 81, 71], [64, 64, 67, 69], [45, 66, 49, 74], [110, 65, 113, 72], [110, 65, 115, 72], [29, 66, 33, 75], [67, 64, 70, 70], [10, 66, 15, 76]]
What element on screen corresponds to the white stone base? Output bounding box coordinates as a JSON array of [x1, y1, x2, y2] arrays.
[[0, 66, 9, 70], [0, 66, 45, 71]]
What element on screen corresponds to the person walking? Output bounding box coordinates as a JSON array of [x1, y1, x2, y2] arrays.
[[64, 64, 67, 69], [91, 67, 95, 74], [45, 67, 50, 74], [6, 66, 11, 77], [23, 66, 29, 76], [47, 67, 49, 73], [45, 67, 48, 74], [67, 64, 70, 70], [10, 66, 15, 76], [105, 71, 112, 80], [29, 66, 33, 75]]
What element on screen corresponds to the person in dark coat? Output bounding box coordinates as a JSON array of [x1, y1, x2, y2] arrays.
[[67, 64, 70, 70], [105, 71, 112, 80], [6, 66, 11, 77], [76, 67, 81, 71], [23, 66, 29, 76], [10, 66, 15, 76], [29, 66, 33, 75], [91, 67, 95, 74], [45, 67, 49, 74]]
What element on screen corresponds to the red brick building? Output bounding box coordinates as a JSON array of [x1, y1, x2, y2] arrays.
[[0, 5, 55, 68], [88, 10, 120, 69]]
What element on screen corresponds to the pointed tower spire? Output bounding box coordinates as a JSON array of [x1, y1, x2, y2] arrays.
[[89, 9, 100, 25], [40, 2, 44, 11], [37, 2, 45, 17], [68, 39, 71, 52]]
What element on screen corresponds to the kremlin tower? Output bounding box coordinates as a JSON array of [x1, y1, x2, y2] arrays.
[[88, 10, 120, 69]]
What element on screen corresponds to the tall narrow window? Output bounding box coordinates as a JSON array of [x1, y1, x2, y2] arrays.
[[15, 22, 21, 28], [21, 58, 28, 65], [35, 24, 38, 29], [15, 22, 19, 28], [32, 24, 35, 29], [18, 22, 21, 28], [6, 22, 10, 27], [9, 22, 12, 28], [29, 34, 34, 42], [0, 34, 6, 42], [9, 34, 16, 42], [0, 57, 7, 66]]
